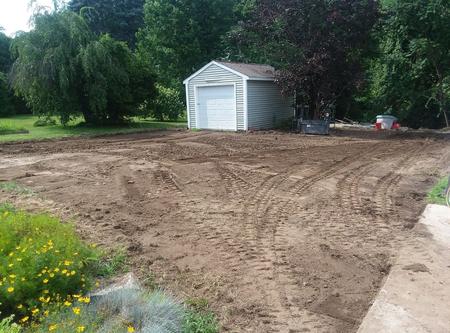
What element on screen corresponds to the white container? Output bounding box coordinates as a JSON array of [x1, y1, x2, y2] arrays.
[[376, 115, 397, 129]]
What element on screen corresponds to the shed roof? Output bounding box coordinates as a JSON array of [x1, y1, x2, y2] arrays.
[[216, 61, 276, 80], [183, 60, 276, 84]]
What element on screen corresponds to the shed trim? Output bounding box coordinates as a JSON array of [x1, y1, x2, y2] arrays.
[[243, 78, 248, 130], [193, 82, 238, 131], [185, 84, 191, 129], [183, 61, 249, 85]]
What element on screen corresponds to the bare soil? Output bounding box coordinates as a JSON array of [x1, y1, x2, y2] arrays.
[[1, 129, 449, 332]]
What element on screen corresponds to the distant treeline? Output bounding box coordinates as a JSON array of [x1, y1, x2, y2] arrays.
[[1, 0, 448, 128]]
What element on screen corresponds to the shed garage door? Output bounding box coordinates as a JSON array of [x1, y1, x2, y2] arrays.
[[197, 85, 236, 130]]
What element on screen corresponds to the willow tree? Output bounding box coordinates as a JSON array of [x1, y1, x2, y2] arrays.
[[11, 11, 156, 125]]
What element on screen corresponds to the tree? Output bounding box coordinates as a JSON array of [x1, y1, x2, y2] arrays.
[[0, 29, 12, 73], [137, 0, 238, 88], [238, 0, 379, 120], [369, 0, 450, 128], [11, 11, 156, 125], [68, 0, 145, 47]]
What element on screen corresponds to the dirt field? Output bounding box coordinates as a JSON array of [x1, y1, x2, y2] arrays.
[[1, 129, 449, 332]]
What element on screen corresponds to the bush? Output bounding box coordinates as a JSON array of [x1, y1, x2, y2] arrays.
[[29, 289, 184, 333], [151, 84, 185, 121], [0, 208, 98, 322], [33, 118, 57, 127]]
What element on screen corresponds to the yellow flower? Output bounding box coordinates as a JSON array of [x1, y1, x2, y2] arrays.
[[43, 289, 49, 294], [73, 294, 81, 298], [64, 301, 72, 307], [48, 324, 58, 331], [79, 296, 90, 304], [31, 308, 39, 315], [43, 279, 49, 284], [72, 307, 81, 315], [76, 326, 86, 332], [54, 268, 60, 272], [39, 296, 50, 303], [64, 260, 71, 266], [49, 273, 55, 278], [127, 326, 135, 333], [8, 263, 13, 267], [19, 316, 29, 323], [7, 287, 14, 293], [62, 269, 68, 274], [44, 310, 49, 317], [9, 274, 16, 279], [70, 270, 76, 276], [17, 304, 23, 309], [16, 258, 22, 262]]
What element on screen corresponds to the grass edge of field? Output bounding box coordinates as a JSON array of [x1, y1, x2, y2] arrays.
[[427, 176, 449, 206], [0, 115, 187, 143]]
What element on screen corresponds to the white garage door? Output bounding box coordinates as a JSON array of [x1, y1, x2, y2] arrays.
[[197, 85, 236, 130]]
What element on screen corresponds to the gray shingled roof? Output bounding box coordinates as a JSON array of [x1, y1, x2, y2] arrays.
[[217, 61, 276, 80]]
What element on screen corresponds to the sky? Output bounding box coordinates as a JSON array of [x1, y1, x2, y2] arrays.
[[0, 0, 56, 36]]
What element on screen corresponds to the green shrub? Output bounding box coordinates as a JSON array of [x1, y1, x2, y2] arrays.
[[29, 289, 184, 333], [0, 316, 21, 333], [0, 208, 99, 322], [151, 84, 185, 121], [33, 118, 57, 127]]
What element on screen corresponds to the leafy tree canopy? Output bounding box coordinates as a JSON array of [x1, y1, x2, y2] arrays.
[[68, 0, 145, 47], [137, 0, 239, 88], [234, 0, 379, 120], [0, 29, 12, 73], [369, 0, 450, 128], [11, 11, 156, 125]]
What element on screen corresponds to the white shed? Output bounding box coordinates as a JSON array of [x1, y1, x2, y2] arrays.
[[183, 61, 294, 131]]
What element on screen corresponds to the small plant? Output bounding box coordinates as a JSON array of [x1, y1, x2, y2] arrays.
[[183, 310, 219, 333], [0, 316, 21, 333], [183, 298, 219, 333], [29, 289, 185, 333], [0, 182, 34, 196], [427, 177, 449, 205], [0, 208, 99, 321], [93, 248, 129, 278]]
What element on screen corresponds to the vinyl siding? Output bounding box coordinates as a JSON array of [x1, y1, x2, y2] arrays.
[[247, 81, 294, 130], [187, 64, 245, 130]]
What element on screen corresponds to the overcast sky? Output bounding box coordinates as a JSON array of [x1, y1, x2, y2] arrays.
[[0, 0, 57, 36]]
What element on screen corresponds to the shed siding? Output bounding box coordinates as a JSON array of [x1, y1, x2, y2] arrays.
[[247, 81, 294, 130], [187, 64, 245, 130]]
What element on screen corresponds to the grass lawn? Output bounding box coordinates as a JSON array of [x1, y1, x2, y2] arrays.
[[0, 115, 187, 142]]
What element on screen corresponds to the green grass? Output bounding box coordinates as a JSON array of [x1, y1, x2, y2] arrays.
[[0, 182, 35, 196], [94, 248, 129, 278], [427, 177, 449, 205], [0, 120, 28, 135], [0, 115, 187, 142]]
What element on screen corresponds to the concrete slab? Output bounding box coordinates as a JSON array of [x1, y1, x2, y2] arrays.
[[358, 204, 450, 333]]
